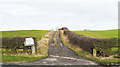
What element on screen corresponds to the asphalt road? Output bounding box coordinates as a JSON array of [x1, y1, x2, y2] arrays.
[[2, 31, 98, 66]]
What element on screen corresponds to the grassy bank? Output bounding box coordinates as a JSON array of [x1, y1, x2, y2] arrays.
[[60, 31, 120, 64], [72, 29, 118, 38], [37, 31, 53, 60]]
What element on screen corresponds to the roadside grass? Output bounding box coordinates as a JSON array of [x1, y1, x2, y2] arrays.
[[60, 31, 120, 63], [2, 55, 47, 62], [37, 31, 54, 58], [2, 48, 48, 62], [1, 30, 51, 62], [2, 30, 49, 41], [72, 29, 118, 38]]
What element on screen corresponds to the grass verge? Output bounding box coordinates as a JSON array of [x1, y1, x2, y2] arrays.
[[60, 31, 120, 64], [37, 31, 54, 58], [2, 55, 47, 62]]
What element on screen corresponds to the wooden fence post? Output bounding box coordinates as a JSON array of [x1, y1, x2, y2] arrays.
[[31, 45, 35, 54], [93, 48, 97, 57]]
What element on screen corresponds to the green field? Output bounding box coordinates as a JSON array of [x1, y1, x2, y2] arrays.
[[2, 30, 49, 41], [72, 29, 118, 38]]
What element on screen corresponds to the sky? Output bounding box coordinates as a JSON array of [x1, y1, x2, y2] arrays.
[[0, 0, 119, 31]]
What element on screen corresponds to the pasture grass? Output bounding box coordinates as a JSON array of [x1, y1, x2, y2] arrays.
[[72, 29, 118, 38], [2, 30, 49, 41]]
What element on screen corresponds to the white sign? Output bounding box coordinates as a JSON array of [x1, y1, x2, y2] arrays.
[[25, 38, 34, 46]]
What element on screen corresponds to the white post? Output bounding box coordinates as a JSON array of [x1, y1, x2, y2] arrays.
[[31, 45, 35, 54]]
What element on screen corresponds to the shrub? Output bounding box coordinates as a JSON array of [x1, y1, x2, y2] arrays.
[[93, 38, 118, 57], [2, 36, 38, 54], [62, 28, 118, 57], [64, 30, 95, 53]]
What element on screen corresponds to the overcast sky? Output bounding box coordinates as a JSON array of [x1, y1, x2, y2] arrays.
[[0, 0, 119, 31]]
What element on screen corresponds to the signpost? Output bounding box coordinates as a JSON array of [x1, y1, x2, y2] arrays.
[[25, 38, 34, 46], [24, 38, 35, 54]]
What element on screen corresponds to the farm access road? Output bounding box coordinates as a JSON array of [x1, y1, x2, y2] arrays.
[[3, 31, 98, 66], [19, 31, 97, 65]]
